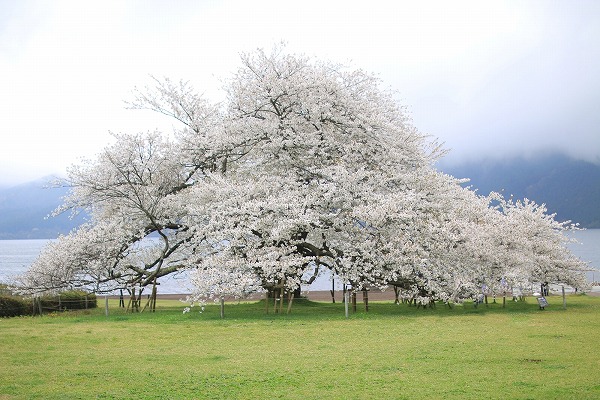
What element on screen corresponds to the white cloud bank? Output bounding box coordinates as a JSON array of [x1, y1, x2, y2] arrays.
[[1, 0, 599, 185]]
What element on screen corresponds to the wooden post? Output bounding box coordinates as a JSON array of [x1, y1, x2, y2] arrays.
[[279, 286, 284, 314], [344, 289, 349, 319], [58, 294, 61, 311], [104, 295, 109, 317], [153, 279, 158, 311], [363, 289, 369, 312], [502, 292, 506, 308], [562, 285, 566, 310], [273, 286, 279, 314], [352, 292, 357, 313], [220, 297, 225, 319], [265, 291, 269, 314], [330, 278, 335, 303], [38, 296, 42, 315], [136, 288, 143, 313], [141, 295, 151, 313], [128, 287, 136, 313], [286, 291, 294, 314]]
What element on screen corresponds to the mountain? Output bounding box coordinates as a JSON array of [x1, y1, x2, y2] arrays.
[[0, 178, 86, 239], [0, 153, 598, 239], [439, 154, 600, 228]]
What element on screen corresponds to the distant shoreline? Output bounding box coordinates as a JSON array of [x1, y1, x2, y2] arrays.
[[109, 287, 600, 301]]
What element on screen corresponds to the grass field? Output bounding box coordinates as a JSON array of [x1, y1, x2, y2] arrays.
[[1, 295, 599, 399]]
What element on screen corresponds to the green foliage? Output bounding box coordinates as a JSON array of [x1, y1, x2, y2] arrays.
[[40, 290, 97, 311], [0, 295, 599, 399], [0, 291, 96, 317], [0, 295, 30, 317], [0, 283, 12, 295]]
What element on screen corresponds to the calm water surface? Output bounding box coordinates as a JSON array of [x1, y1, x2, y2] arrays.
[[1, 230, 599, 293]]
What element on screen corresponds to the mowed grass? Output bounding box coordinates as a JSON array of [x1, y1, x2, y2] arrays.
[[1, 295, 599, 400]]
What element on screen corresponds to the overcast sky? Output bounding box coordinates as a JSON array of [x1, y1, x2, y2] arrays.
[[1, 0, 599, 186]]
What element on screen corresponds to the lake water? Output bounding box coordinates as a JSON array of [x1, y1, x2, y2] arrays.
[[1, 230, 599, 294]]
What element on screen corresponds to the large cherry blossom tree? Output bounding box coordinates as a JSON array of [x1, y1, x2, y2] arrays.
[[17, 47, 589, 310]]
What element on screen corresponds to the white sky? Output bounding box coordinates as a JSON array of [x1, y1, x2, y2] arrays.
[[1, 0, 599, 186]]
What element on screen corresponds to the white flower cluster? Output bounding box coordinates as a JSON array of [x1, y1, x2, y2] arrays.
[[17, 47, 589, 307]]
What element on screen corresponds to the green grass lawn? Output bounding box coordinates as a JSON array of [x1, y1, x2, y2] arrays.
[[1, 295, 599, 399]]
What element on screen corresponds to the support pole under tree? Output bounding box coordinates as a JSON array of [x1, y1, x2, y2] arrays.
[[562, 285, 566, 310], [104, 294, 109, 317], [286, 291, 294, 314], [344, 289, 349, 319], [220, 297, 225, 319], [330, 278, 335, 303], [265, 291, 269, 314], [136, 288, 143, 312], [151, 278, 157, 312]]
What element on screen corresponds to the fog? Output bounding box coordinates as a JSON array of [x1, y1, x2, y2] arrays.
[[1, 0, 599, 186]]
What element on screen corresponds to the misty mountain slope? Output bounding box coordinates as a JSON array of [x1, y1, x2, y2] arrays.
[[0, 154, 598, 239], [440, 154, 600, 228], [0, 178, 86, 239]]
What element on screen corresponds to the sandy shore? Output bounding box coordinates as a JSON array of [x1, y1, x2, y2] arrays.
[[112, 289, 396, 302], [116, 286, 600, 302]]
